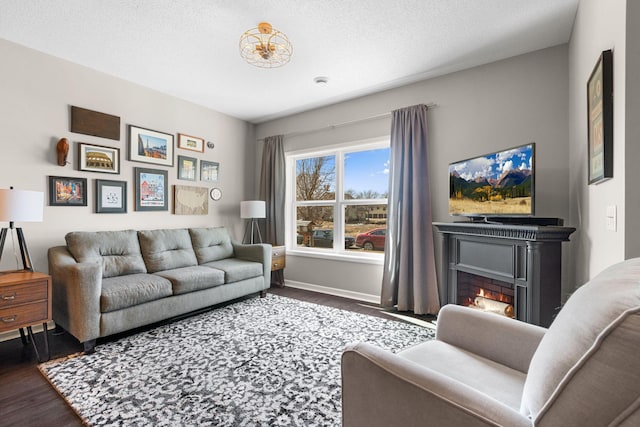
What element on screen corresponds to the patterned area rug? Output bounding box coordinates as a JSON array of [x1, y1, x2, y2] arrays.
[[39, 294, 435, 426]]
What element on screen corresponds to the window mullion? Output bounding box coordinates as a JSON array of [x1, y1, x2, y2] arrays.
[[335, 151, 345, 251]]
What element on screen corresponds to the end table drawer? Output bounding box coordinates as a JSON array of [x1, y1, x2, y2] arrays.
[[271, 246, 286, 271], [0, 302, 48, 332], [0, 281, 48, 309]]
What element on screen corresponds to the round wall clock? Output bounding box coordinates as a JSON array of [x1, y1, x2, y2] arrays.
[[210, 187, 222, 201]]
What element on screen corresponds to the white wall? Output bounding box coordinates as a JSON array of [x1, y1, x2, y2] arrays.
[[567, 0, 627, 286], [0, 39, 256, 273], [256, 45, 570, 300]]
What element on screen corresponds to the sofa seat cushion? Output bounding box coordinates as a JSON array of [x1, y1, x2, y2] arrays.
[[399, 340, 526, 410], [521, 258, 640, 421], [138, 229, 198, 273], [201, 258, 263, 284], [66, 230, 146, 278], [154, 266, 225, 295], [189, 227, 234, 264], [101, 273, 172, 313]]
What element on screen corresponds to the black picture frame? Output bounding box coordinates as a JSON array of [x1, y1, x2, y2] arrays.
[[177, 155, 197, 181], [96, 179, 127, 213], [134, 167, 169, 211], [587, 49, 613, 185], [49, 176, 88, 206]]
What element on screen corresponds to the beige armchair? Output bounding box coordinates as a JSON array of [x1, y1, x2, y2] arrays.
[[342, 258, 640, 426]]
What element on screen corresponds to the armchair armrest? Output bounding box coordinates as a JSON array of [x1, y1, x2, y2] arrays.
[[342, 342, 530, 427], [436, 304, 547, 373], [48, 246, 102, 343]]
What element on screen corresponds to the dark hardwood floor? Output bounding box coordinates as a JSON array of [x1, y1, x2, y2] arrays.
[[0, 286, 434, 427]]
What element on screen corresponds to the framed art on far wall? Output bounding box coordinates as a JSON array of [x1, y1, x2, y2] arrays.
[[49, 176, 87, 206], [174, 185, 208, 215], [128, 125, 174, 167], [587, 49, 613, 185], [96, 179, 127, 213], [200, 160, 219, 182], [177, 155, 197, 181], [134, 167, 168, 211], [78, 142, 120, 174], [178, 133, 205, 153]]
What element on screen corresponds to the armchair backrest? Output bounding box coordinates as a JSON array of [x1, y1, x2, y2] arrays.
[[520, 258, 640, 424]]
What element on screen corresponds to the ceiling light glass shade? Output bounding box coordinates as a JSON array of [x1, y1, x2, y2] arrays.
[[0, 189, 44, 223], [240, 200, 266, 219], [239, 22, 292, 68]]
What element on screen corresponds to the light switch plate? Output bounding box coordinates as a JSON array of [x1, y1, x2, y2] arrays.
[[606, 205, 617, 231]]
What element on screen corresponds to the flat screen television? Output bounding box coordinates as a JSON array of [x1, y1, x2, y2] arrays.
[[449, 143, 535, 219]]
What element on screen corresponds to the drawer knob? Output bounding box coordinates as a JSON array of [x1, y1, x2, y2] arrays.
[[1, 315, 17, 323], [1, 293, 17, 301]]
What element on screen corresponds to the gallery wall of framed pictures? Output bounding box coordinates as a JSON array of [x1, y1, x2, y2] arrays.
[[52, 105, 223, 214]]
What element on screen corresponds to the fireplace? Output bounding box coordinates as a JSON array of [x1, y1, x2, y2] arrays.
[[457, 272, 515, 319], [433, 222, 575, 327]]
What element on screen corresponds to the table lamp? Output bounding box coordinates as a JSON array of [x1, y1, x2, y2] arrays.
[[0, 187, 45, 271], [240, 200, 266, 244]]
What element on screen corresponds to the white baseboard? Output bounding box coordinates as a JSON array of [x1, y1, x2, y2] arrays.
[[283, 280, 380, 304], [0, 321, 55, 343]]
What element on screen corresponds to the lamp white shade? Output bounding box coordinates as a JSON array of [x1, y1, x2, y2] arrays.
[[240, 200, 266, 219], [0, 189, 44, 222]]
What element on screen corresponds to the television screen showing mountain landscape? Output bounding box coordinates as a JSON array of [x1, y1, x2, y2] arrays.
[[449, 143, 534, 216]]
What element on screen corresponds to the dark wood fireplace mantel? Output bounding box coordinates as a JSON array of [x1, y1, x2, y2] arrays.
[[433, 222, 576, 327]]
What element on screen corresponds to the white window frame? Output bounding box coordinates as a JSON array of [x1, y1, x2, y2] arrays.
[[285, 137, 389, 263]]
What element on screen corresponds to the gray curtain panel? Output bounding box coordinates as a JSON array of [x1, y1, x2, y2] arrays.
[[380, 104, 440, 315], [259, 135, 286, 287]]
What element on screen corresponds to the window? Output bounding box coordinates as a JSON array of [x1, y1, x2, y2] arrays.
[[288, 140, 389, 257]]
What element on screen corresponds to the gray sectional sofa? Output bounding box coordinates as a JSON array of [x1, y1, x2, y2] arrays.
[[48, 227, 271, 352]]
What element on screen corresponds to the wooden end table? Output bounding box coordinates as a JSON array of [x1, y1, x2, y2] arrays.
[[0, 271, 52, 362]]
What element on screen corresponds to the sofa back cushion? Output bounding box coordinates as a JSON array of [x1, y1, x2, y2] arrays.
[[65, 230, 147, 278], [189, 227, 234, 264], [138, 229, 198, 273], [520, 258, 640, 423]]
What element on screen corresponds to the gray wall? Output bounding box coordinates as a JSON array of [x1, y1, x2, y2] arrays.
[[567, 0, 628, 287], [0, 39, 256, 272], [256, 45, 570, 300], [625, 1, 640, 260]]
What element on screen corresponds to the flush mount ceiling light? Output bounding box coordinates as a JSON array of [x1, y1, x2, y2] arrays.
[[239, 22, 292, 68]]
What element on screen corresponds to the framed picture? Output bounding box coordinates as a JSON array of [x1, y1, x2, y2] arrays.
[[178, 133, 205, 153], [134, 167, 168, 211], [96, 179, 127, 213], [78, 142, 120, 174], [200, 160, 220, 182], [128, 125, 174, 167], [177, 155, 197, 181], [49, 176, 87, 206], [587, 49, 613, 185], [174, 185, 209, 215]]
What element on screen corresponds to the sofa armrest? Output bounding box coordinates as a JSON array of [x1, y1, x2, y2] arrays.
[[436, 304, 547, 373], [48, 246, 103, 343], [232, 241, 272, 285], [342, 342, 530, 427]]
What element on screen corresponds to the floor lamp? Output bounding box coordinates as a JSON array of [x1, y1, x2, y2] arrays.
[[0, 187, 44, 272], [241, 200, 266, 244]]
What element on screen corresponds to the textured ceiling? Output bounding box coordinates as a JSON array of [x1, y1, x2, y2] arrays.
[[0, 0, 578, 123]]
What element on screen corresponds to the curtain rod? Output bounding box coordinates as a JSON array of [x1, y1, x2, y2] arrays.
[[258, 102, 438, 141]]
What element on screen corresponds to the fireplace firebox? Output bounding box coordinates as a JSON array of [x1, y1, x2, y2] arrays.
[[433, 222, 575, 327]]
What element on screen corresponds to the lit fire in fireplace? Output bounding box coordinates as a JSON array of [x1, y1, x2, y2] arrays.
[[467, 289, 515, 318]]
